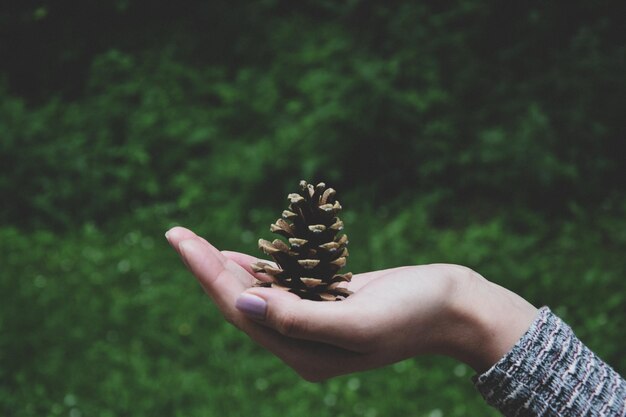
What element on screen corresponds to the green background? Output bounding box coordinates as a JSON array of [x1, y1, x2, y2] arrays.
[[1, 1, 624, 416]]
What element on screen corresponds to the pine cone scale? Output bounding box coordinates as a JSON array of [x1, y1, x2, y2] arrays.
[[252, 180, 353, 301]]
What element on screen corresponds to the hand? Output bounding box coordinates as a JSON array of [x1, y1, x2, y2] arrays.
[[165, 226, 538, 381]]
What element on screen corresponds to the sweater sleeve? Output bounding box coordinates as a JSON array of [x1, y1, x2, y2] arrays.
[[473, 306, 626, 417]]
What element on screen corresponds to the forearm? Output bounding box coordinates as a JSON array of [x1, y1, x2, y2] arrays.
[[440, 268, 626, 416], [441, 268, 538, 373], [474, 307, 626, 416]]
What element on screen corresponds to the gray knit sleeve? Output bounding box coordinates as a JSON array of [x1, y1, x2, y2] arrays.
[[473, 306, 626, 416]]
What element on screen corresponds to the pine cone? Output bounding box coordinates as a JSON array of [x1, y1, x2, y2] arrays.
[[251, 180, 352, 301]]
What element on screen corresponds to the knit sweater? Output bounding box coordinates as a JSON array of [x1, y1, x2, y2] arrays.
[[474, 307, 626, 417]]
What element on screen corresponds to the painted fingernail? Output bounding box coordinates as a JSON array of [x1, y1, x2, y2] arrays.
[[235, 293, 267, 320]]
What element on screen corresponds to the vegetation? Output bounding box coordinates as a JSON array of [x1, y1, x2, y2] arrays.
[[1, 1, 624, 416]]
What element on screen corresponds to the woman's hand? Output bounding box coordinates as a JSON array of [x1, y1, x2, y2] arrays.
[[165, 226, 537, 381]]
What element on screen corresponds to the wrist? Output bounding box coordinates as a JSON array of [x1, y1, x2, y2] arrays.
[[440, 266, 538, 373]]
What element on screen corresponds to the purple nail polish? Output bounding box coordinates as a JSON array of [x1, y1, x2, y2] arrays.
[[236, 294, 267, 320]]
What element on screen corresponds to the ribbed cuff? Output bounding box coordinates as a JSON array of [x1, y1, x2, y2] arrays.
[[473, 306, 626, 417]]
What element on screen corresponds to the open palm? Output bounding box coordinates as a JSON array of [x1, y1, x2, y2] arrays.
[[166, 226, 536, 380], [165, 226, 478, 381]]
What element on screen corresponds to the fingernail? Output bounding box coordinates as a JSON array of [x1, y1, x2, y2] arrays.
[[236, 293, 267, 320], [165, 230, 171, 241], [178, 240, 195, 268], [178, 239, 194, 253]]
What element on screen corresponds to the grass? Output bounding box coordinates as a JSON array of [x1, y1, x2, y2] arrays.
[[2, 203, 624, 416]]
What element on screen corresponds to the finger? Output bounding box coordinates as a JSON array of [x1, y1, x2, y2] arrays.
[[236, 286, 370, 352], [165, 226, 203, 257], [221, 250, 276, 282], [179, 239, 255, 317], [166, 227, 225, 276], [221, 250, 265, 269]]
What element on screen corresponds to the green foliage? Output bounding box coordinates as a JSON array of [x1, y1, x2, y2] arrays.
[[1, 1, 624, 415]]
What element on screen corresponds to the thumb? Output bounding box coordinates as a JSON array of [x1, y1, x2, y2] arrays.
[[235, 287, 365, 351]]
